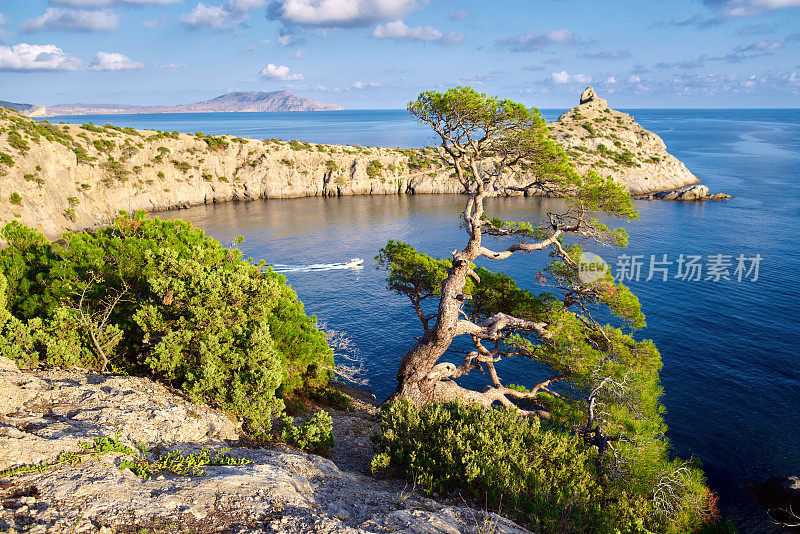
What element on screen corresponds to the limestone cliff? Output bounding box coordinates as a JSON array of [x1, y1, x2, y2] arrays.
[[0, 107, 461, 240], [0, 91, 721, 241]]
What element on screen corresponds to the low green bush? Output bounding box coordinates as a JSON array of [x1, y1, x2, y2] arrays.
[[0, 212, 333, 439], [277, 410, 334, 455], [366, 159, 384, 179], [372, 400, 712, 534]]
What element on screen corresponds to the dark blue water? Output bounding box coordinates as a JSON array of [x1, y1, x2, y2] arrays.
[[137, 109, 798, 532]]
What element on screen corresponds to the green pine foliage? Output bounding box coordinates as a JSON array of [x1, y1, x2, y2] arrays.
[[375, 87, 716, 533], [0, 212, 333, 439]]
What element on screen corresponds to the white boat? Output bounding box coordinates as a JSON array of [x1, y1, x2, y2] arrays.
[[271, 258, 364, 273]]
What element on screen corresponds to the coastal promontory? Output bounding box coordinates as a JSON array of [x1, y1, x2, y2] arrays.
[[0, 89, 724, 241]]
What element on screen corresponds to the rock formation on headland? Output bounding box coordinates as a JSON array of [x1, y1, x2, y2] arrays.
[[0, 356, 531, 533], [0, 89, 726, 241], [549, 87, 728, 199]]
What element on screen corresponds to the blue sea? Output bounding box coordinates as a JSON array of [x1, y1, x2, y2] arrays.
[[48, 109, 800, 532]]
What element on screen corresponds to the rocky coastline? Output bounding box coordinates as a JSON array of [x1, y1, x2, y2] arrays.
[[0, 88, 728, 242]]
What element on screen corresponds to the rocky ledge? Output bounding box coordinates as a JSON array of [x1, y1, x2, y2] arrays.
[[636, 184, 732, 201], [0, 356, 530, 533]]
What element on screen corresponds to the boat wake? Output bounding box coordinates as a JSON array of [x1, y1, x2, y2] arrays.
[[270, 258, 364, 273]]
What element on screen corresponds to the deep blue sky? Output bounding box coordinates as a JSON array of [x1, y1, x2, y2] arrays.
[[1, 0, 798, 108]]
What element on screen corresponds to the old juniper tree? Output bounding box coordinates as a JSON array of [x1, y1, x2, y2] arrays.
[[376, 88, 703, 493]]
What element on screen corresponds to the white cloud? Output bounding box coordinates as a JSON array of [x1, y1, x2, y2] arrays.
[[498, 29, 576, 52], [181, 3, 229, 29], [606, 76, 617, 84], [268, 0, 419, 27], [352, 80, 380, 89], [181, 0, 266, 30], [20, 8, 118, 33], [277, 32, 294, 45], [293, 48, 304, 58], [739, 39, 784, 51], [260, 63, 302, 80], [626, 75, 641, 84], [371, 20, 463, 45], [704, 0, 800, 17], [0, 43, 81, 71], [549, 70, 591, 84], [161, 62, 186, 69], [88, 51, 144, 70], [52, 0, 179, 6]]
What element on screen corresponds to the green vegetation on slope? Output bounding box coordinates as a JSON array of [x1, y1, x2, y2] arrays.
[[373, 400, 715, 534], [0, 211, 333, 440]]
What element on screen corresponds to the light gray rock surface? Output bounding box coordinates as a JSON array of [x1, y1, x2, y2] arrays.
[[0, 357, 533, 534]]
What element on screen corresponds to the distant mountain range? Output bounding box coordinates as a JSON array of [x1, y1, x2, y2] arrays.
[[3, 91, 343, 117]]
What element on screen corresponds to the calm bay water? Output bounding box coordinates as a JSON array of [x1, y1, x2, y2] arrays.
[[60, 109, 799, 532]]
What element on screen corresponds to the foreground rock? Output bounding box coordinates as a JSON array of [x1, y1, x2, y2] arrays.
[[0, 357, 531, 533]]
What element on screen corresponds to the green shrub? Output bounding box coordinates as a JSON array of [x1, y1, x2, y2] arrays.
[[102, 156, 129, 183], [277, 410, 334, 455], [171, 160, 191, 173], [372, 400, 711, 534], [198, 134, 229, 151], [92, 139, 115, 152], [73, 145, 95, 163], [9, 192, 21, 205], [289, 140, 310, 151], [81, 122, 106, 134], [0, 151, 13, 166], [366, 160, 384, 179], [0, 213, 333, 439], [7, 131, 29, 153]]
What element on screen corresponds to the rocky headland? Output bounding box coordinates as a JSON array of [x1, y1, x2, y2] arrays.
[[0, 356, 531, 533], [548, 87, 729, 200], [0, 88, 727, 241]]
